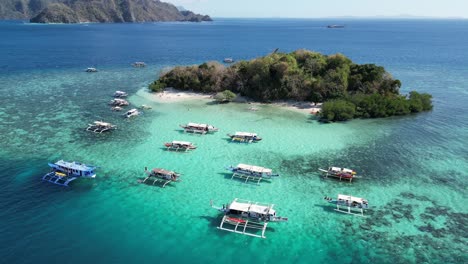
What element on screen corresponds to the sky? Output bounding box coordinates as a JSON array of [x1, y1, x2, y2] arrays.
[[168, 0, 468, 18]]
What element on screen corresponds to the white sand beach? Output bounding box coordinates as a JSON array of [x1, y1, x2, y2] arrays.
[[148, 88, 213, 102], [147, 88, 321, 114]]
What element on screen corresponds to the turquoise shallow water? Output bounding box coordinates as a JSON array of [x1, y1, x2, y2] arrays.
[[0, 19, 467, 263]]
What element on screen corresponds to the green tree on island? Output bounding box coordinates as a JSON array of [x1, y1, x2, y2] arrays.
[[149, 49, 433, 122], [214, 90, 236, 103]]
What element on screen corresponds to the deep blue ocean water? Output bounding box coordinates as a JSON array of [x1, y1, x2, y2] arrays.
[[0, 19, 467, 263]]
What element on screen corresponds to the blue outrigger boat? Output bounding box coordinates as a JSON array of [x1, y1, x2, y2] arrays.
[[42, 160, 97, 186]]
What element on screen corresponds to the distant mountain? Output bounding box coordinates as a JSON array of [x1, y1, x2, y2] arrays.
[[0, 0, 62, 19], [0, 0, 212, 23]]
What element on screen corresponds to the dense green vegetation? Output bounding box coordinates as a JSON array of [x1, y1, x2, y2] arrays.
[[149, 49, 432, 121], [214, 90, 236, 103], [321, 92, 433, 121]]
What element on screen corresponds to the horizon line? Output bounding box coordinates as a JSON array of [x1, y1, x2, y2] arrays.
[[210, 16, 467, 20]]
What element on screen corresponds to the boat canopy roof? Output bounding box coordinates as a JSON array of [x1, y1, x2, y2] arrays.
[[115, 90, 126, 94], [50, 160, 95, 172], [113, 98, 127, 102], [172, 140, 192, 145], [93, 121, 113, 127], [152, 168, 174, 175], [229, 199, 276, 215], [338, 194, 368, 204], [330, 167, 353, 173], [127, 109, 138, 113], [187, 122, 212, 128], [235, 132, 257, 137], [237, 164, 272, 174]]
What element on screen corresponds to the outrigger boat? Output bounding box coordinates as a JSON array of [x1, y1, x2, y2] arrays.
[[42, 160, 96, 186], [132, 62, 146, 67], [227, 132, 262, 143], [85, 67, 98, 72], [139, 104, 152, 110], [225, 164, 279, 184], [111, 106, 123, 111], [109, 98, 129, 106], [324, 194, 369, 216], [86, 121, 116, 133], [327, 24, 345, 28], [164, 141, 197, 152], [211, 198, 288, 238], [124, 108, 140, 118], [180, 122, 219, 134], [113, 91, 128, 98], [318, 167, 360, 182], [223, 58, 234, 63], [141, 167, 180, 187]]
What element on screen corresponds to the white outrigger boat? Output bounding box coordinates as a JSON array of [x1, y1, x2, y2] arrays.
[[225, 164, 279, 184], [42, 160, 96, 186], [227, 132, 262, 143], [164, 141, 197, 152], [132, 62, 146, 67], [318, 167, 360, 182], [211, 198, 288, 238], [86, 121, 116, 133], [141, 167, 180, 187], [223, 58, 234, 63], [111, 106, 123, 111], [324, 194, 369, 216], [139, 104, 152, 110], [124, 108, 140, 118], [113, 91, 128, 98], [109, 98, 129, 106], [85, 67, 98, 72], [180, 122, 219, 134]]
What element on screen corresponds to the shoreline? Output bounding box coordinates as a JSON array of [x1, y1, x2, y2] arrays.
[[146, 88, 321, 115]]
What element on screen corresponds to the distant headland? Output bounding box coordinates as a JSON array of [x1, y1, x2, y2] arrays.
[[149, 49, 433, 121], [0, 0, 212, 23]]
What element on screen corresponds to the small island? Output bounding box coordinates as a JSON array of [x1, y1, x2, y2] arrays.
[[149, 49, 432, 121]]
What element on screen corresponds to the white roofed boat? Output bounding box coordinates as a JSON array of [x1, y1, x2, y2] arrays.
[[109, 98, 129, 106], [180, 122, 219, 134], [111, 106, 123, 111], [139, 104, 152, 110], [124, 108, 140, 118], [141, 167, 180, 187], [223, 58, 234, 63], [85, 67, 97, 72], [164, 141, 197, 152], [132, 62, 146, 67], [227, 132, 262, 143], [113, 91, 128, 98], [42, 160, 97, 186], [211, 198, 288, 238], [86, 121, 116, 133], [324, 194, 369, 216], [226, 163, 279, 184], [318, 167, 359, 182]]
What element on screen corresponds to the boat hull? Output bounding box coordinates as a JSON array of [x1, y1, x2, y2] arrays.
[[228, 135, 262, 143]]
